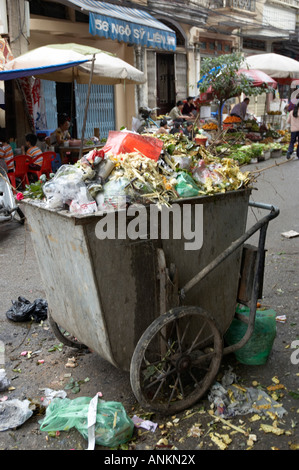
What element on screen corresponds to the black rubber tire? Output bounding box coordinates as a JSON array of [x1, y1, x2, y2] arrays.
[[48, 312, 88, 350], [130, 306, 223, 415], [13, 207, 25, 224]]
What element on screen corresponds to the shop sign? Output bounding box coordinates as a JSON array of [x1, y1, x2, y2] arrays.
[[89, 13, 176, 51]]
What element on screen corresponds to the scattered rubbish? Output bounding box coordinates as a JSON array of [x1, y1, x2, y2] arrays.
[[276, 315, 287, 323], [24, 132, 252, 214], [20, 349, 42, 360], [290, 443, 299, 450], [64, 377, 90, 394], [281, 230, 299, 239], [187, 424, 203, 438], [48, 343, 63, 352], [247, 434, 257, 446], [208, 411, 248, 435], [209, 432, 232, 450], [42, 164, 96, 212], [40, 395, 134, 449], [271, 376, 280, 385], [21, 351, 30, 357], [132, 415, 158, 432], [260, 423, 285, 436], [0, 369, 10, 392], [40, 388, 67, 407], [0, 399, 33, 431], [5, 296, 48, 323], [65, 357, 78, 368], [224, 305, 276, 365], [102, 130, 164, 162], [208, 368, 287, 419]]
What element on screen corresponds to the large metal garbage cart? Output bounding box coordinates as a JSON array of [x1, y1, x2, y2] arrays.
[[23, 189, 279, 415]]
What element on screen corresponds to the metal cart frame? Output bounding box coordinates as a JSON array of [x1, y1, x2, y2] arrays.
[[24, 192, 279, 415]]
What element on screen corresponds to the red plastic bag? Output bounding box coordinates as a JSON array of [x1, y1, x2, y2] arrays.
[[102, 131, 163, 161]]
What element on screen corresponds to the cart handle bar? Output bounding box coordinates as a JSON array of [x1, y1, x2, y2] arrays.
[[179, 201, 279, 299]]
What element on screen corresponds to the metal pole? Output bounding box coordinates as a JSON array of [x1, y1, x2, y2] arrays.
[[179, 202, 279, 299], [79, 54, 95, 159], [223, 222, 268, 355]]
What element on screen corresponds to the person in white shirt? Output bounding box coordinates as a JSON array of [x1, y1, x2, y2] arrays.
[[286, 102, 299, 159], [169, 101, 194, 122]]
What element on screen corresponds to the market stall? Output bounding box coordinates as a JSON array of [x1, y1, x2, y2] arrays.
[[243, 53, 299, 125], [0, 42, 146, 157]]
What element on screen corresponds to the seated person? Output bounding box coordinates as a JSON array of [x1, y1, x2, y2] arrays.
[[46, 114, 71, 148], [169, 121, 183, 135], [230, 98, 250, 120], [156, 119, 169, 134], [182, 97, 197, 118], [25, 134, 43, 170], [0, 129, 14, 173], [183, 122, 194, 140], [169, 101, 194, 122]]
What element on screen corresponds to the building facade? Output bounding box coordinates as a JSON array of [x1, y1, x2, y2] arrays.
[[1, 0, 298, 145]]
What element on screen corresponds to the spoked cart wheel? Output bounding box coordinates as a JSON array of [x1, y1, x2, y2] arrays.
[[130, 306, 223, 415], [48, 312, 88, 350]]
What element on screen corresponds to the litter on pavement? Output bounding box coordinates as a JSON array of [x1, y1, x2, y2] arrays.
[[208, 367, 287, 419]]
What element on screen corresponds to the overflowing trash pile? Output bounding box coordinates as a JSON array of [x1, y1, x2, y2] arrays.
[[23, 131, 252, 215]]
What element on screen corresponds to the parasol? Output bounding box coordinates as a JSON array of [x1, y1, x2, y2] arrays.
[[243, 53, 299, 83], [0, 43, 146, 85], [237, 69, 277, 89], [198, 66, 276, 95], [0, 43, 146, 154]]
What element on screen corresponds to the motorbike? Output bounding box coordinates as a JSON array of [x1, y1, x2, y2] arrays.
[[0, 166, 25, 224], [136, 107, 160, 133]]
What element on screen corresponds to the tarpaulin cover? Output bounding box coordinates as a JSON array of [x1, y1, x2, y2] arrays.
[[0, 60, 89, 81], [102, 131, 164, 161]]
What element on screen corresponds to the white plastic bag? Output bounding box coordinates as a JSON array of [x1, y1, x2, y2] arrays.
[[0, 399, 33, 431], [69, 187, 97, 215], [96, 178, 130, 212]]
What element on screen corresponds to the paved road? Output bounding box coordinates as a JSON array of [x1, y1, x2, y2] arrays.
[[0, 155, 298, 452]]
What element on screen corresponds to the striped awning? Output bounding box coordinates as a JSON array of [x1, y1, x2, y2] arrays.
[[60, 0, 176, 51]]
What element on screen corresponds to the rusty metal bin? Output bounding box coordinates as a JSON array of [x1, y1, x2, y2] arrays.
[[23, 189, 279, 414]]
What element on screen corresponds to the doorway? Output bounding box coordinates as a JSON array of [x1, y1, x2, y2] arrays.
[[156, 53, 175, 116], [56, 82, 77, 138]]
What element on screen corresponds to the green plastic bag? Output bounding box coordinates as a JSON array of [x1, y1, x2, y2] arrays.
[[224, 305, 276, 365], [40, 396, 134, 448], [175, 172, 200, 198]]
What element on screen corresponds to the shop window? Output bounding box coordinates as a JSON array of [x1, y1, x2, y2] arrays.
[[29, 0, 67, 19], [75, 11, 89, 23], [243, 38, 266, 51]]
